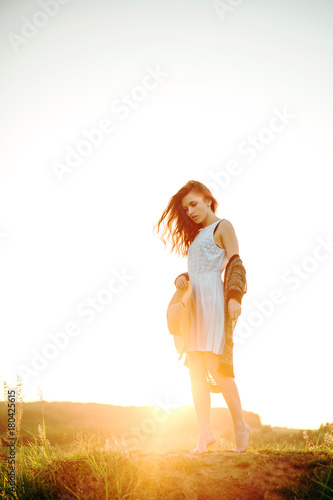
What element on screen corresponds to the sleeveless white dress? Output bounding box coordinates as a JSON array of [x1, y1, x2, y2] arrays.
[[184, 219, 228, 354]]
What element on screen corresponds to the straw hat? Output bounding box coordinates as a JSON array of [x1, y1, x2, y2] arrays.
[[167, 282, 192, 338]]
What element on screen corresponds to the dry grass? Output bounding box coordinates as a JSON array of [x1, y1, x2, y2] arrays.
[[1, 429, 333, 499], [1, 380, 333, 499]]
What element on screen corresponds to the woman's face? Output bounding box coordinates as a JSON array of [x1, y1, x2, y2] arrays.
[[181, 191, 211, 224]]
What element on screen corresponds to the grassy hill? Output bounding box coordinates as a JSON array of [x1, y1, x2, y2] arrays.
[[0, 401, 261, 449], [0, 401, 332, 499]]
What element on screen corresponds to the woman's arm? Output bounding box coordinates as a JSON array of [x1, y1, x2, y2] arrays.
[[215, 219, 239, 260], [216, 220, 243, 320]]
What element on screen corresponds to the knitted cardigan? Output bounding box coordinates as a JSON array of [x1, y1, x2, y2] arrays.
[[175, 253, 247, 393]]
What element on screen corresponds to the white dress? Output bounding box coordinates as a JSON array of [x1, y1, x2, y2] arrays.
[[184, 219, 228, 354]]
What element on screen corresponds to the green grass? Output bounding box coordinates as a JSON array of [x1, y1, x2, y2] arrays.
[[1, 433, 200, 499], [1, 379, 333, 499], [1, 431, 333, 499], [274, 451, 333, 499]]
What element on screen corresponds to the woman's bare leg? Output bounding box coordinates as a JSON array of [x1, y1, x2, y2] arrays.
[[203, 352, 250, 452], [187, 351, 216, 454]]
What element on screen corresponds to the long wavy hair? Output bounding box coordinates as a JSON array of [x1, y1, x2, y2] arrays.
[[154, 180, 218, 257]]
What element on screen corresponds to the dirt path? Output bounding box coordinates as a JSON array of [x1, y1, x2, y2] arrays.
[[130, 450, 310, 499]]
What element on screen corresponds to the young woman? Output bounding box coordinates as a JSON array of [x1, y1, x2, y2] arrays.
[[155, 180, 250, 454]]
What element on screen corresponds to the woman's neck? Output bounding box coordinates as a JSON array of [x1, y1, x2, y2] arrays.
[[201, 213, 220, 228]]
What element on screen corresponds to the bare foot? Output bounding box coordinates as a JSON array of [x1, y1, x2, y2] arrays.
[[188, 433, 216, 455], [232, 423, 250, 453]]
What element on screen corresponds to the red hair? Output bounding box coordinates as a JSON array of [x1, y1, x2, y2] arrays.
[[155, 180, 218, 257]]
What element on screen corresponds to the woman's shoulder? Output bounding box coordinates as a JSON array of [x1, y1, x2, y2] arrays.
[[216, 218, 235, 234], [215, 219, 239, 257]]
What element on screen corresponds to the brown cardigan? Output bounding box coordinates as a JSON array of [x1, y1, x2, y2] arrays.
[[175, 253, 247, 393]]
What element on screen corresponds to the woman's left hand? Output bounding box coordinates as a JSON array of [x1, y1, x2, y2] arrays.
[[228, 298, 241, 321]]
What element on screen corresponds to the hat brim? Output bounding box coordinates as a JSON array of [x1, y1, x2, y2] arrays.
[[167, 282, 192, 338]]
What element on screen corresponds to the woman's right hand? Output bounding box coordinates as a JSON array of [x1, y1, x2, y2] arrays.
[[175, 275, 188, 290]]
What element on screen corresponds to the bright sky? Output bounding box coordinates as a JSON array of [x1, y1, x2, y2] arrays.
[[1, 0, 333, 430]]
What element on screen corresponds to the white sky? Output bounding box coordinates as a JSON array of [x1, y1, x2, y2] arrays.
[[1, 0, 333, 430]]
